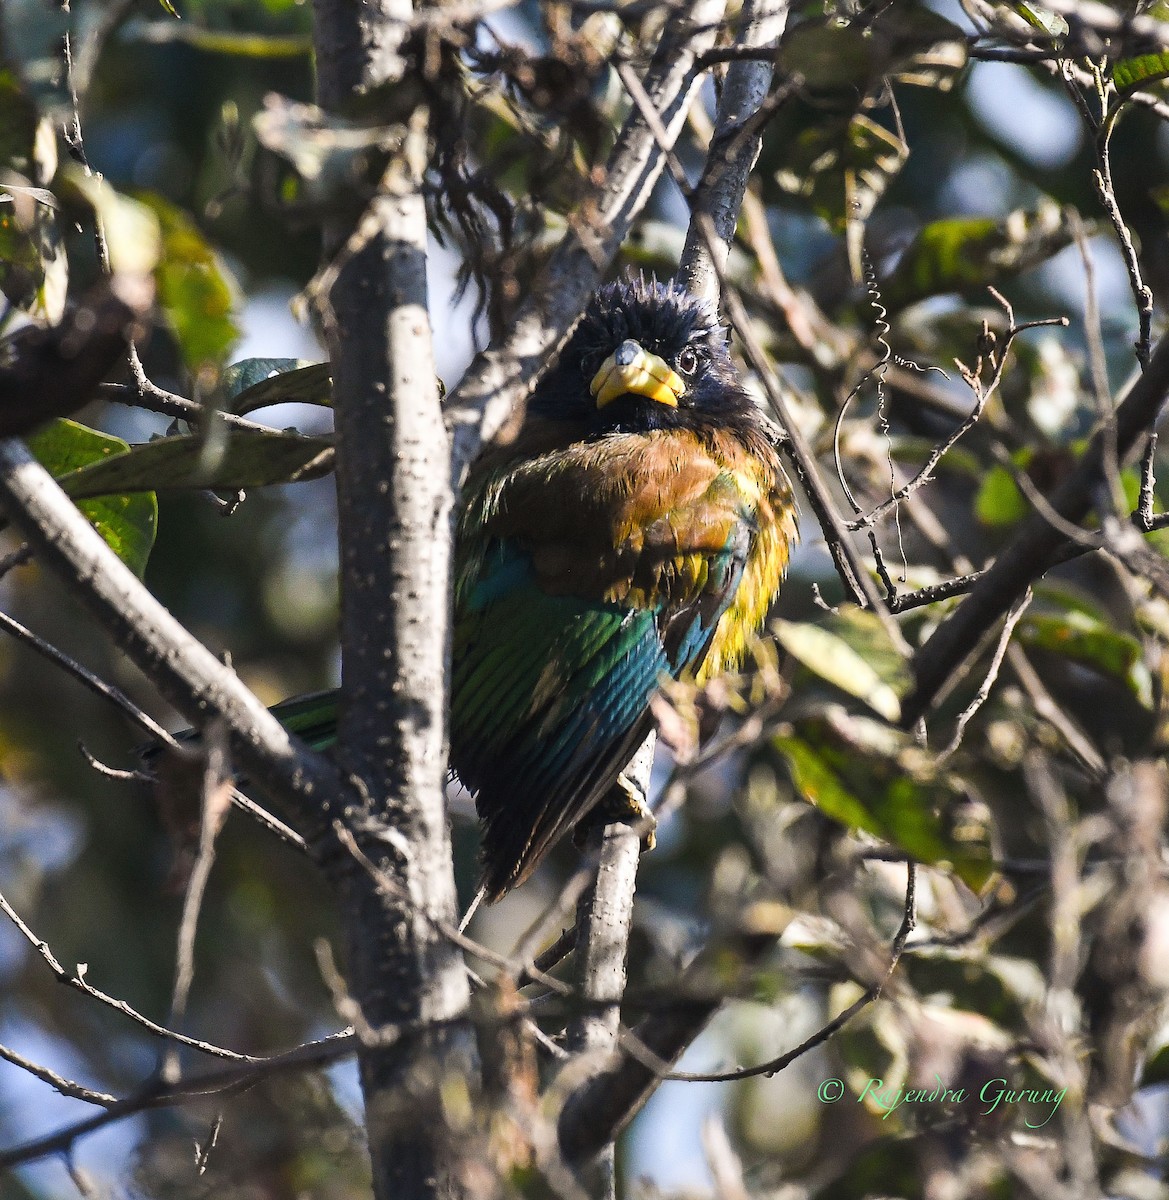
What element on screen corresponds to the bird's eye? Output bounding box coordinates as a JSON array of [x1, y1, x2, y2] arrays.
[[677, 347, 700, 376]]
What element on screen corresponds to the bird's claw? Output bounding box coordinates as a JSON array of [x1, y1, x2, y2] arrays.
[[573, 772, 657, 852]]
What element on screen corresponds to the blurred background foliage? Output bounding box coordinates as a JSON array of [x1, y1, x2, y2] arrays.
[[1, 0, 1168, 1196]]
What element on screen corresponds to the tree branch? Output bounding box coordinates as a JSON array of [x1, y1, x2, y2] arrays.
[[309, 4, 473, 1197], [0, 439, 346, 842], [904, 328, 1169, 725], [677, 0, 788, 303]]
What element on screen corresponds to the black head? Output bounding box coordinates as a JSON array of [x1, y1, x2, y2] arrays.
[[531, 276, 757, 436]]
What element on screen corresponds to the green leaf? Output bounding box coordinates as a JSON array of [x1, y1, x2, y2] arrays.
[[26, 420, 158, 577], [1113, 50, 1169, 92], [1019, 609, 1152, 706], [975, 465, 1028, 527], [773, 610, 907, 721], [882, 201, 1074, 310], [50, 429, 334, 500], [1014, 2, 1069, 37], [138, 193, 240, 373], [220, 359, 332, 413], [775, 708, 995, 891]]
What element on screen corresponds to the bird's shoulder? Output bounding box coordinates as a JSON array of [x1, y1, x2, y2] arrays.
[[457, 414, 791, 620], [463, 416, 780, 544]]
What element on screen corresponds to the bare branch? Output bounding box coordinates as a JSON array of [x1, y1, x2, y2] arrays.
[[0, 1042, 116, 1108], [904, 328, 1169, 726], [161, 725, 234, 1083], [0, 1028, 357, 1171], [936, 590, 1032, 763], [0, 606, 174, 746], [1006, 643, 1105, 779], [0, 886, 264, 1062], [677, 0, 789, 303]]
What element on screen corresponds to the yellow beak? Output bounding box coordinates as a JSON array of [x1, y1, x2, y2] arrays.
[[590, 339, 685, 410]]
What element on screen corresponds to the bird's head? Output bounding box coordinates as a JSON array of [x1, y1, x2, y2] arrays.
[[532, 277, 755, 435]]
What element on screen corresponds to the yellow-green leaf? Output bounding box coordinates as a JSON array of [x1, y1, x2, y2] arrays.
[[26, 420, 158, 578], [775, 708, 995, 891], [1114, 51, 1169, 92], [139, 193, 240, 373], [773, 616, 903, 721]]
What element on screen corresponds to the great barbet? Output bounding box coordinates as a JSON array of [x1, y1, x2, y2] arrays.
[[249, 277, 797, 900]]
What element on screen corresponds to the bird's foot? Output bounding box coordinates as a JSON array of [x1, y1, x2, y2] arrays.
[[573, 771, 657, 852]]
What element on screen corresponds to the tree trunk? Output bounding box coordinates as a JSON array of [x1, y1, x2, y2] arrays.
[[310, 4, 474, 1197]]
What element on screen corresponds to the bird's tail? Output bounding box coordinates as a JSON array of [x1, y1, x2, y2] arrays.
[[137, 687, 341, 766], [262, 688, 341, 753]]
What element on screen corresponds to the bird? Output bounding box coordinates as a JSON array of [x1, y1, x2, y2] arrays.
[[170, 276, 798, 901]]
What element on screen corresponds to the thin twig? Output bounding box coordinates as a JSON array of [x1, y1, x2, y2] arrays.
[[0, 606, 307, 850], [0, 607, 175, 745], [0, 1028, 357, 1170], [905, 327, 1169, 725], [850, 294, 1069, 533], [935, 591, 1032, 763], [666, 862, 917, 1083], [161, 725, 234, 1083], [1006, 643, 1105, 778], [0, 886, 263, 1063], [0, 1042, 116, 1108], [99, 381, 291, 437], [1094, 100, 1155, 370]]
